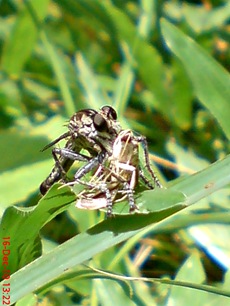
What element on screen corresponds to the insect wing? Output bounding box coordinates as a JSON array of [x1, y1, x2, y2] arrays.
[[76, 196, 107, 210]]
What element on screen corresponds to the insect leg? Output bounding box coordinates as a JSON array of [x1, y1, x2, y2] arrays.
[[137, 136, 163, 188], [40, 148, 92, 195], [53, 148, 91, 162], [52, 147, 91, 175], [139, 167, 154, 189], [62, 151, 107, 189], [97, 183, 113, 217], [121, 182, 137, 212]]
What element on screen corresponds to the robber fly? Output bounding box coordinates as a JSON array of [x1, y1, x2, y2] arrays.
[[40, 106, 121, 195], [68, 129, 162, 216]]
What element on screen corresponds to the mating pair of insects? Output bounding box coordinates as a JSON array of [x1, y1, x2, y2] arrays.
[[40, 106, 162, 216]]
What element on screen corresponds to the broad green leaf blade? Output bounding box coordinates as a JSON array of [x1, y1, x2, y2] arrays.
[[0, 184, 75, 274], [108, 189, 186, 215], [99, 1, 170, 110], [0, 160, 51, 209], [1, 0, 49, 76], [5, 205, 183, 305], [0, 117, 71, 209], [39, 33, 76, 116], [24, 1, 76, 116], [58, 0, 170, 113], [169, 59, 193, 129], [113, 61, 135, 117], [16, 293, 38, 306], [138, 189, 186, 211], [161, 19, 230, 139], [3, 155, 230, 304], [172, 154, 230, 205], [75, 53, 112, 109], [0, 131, 48, 172]]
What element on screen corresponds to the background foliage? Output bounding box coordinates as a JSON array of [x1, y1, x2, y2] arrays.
[[0, 0, 230, 305]]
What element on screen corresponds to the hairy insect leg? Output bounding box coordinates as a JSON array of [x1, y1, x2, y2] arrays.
[[137, 136, 163, 188], [40, 105, 121, 196], [74, 151, 106, 180], [98, 183, 113, 217], [63, 151, 107, 188], [109, 159, 138, 212], [40, 148, 95, 195], [139, 168, 154, 189], [53, 148, 91, 162], [52, 147, 91, 176], [75, 161, 138, 215], [122, 182, 137, 212], [99, 161, 138, 214]]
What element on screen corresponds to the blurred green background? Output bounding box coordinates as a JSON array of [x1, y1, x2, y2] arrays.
[[0, 0, 230, 305]]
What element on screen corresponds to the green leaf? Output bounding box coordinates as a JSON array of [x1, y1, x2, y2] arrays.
[[113, 60, 135, 117], [94, 279, 135, 306], [4, 154, 230, 304], [168, 59, 193, 129], [161, 19, 230, 139], [183, 2, 230, 33], [1, 0, 49, 76], [166, 252, 230, 305], [0, 131, 48, 172], [4, 208, 180, 304], [16, 293, 38, 306], [138, 189, 186, 212], [75, 53, 112, 108], [171, 154, 230, 205], [0, 184, 75, 275], [58, 0, 171, 115], [0, 160, 52, 208], [99, 1, 170, 111]]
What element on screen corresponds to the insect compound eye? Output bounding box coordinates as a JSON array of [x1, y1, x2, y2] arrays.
[[101, 106, 117, 120], [93, 113, 109, 132]]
